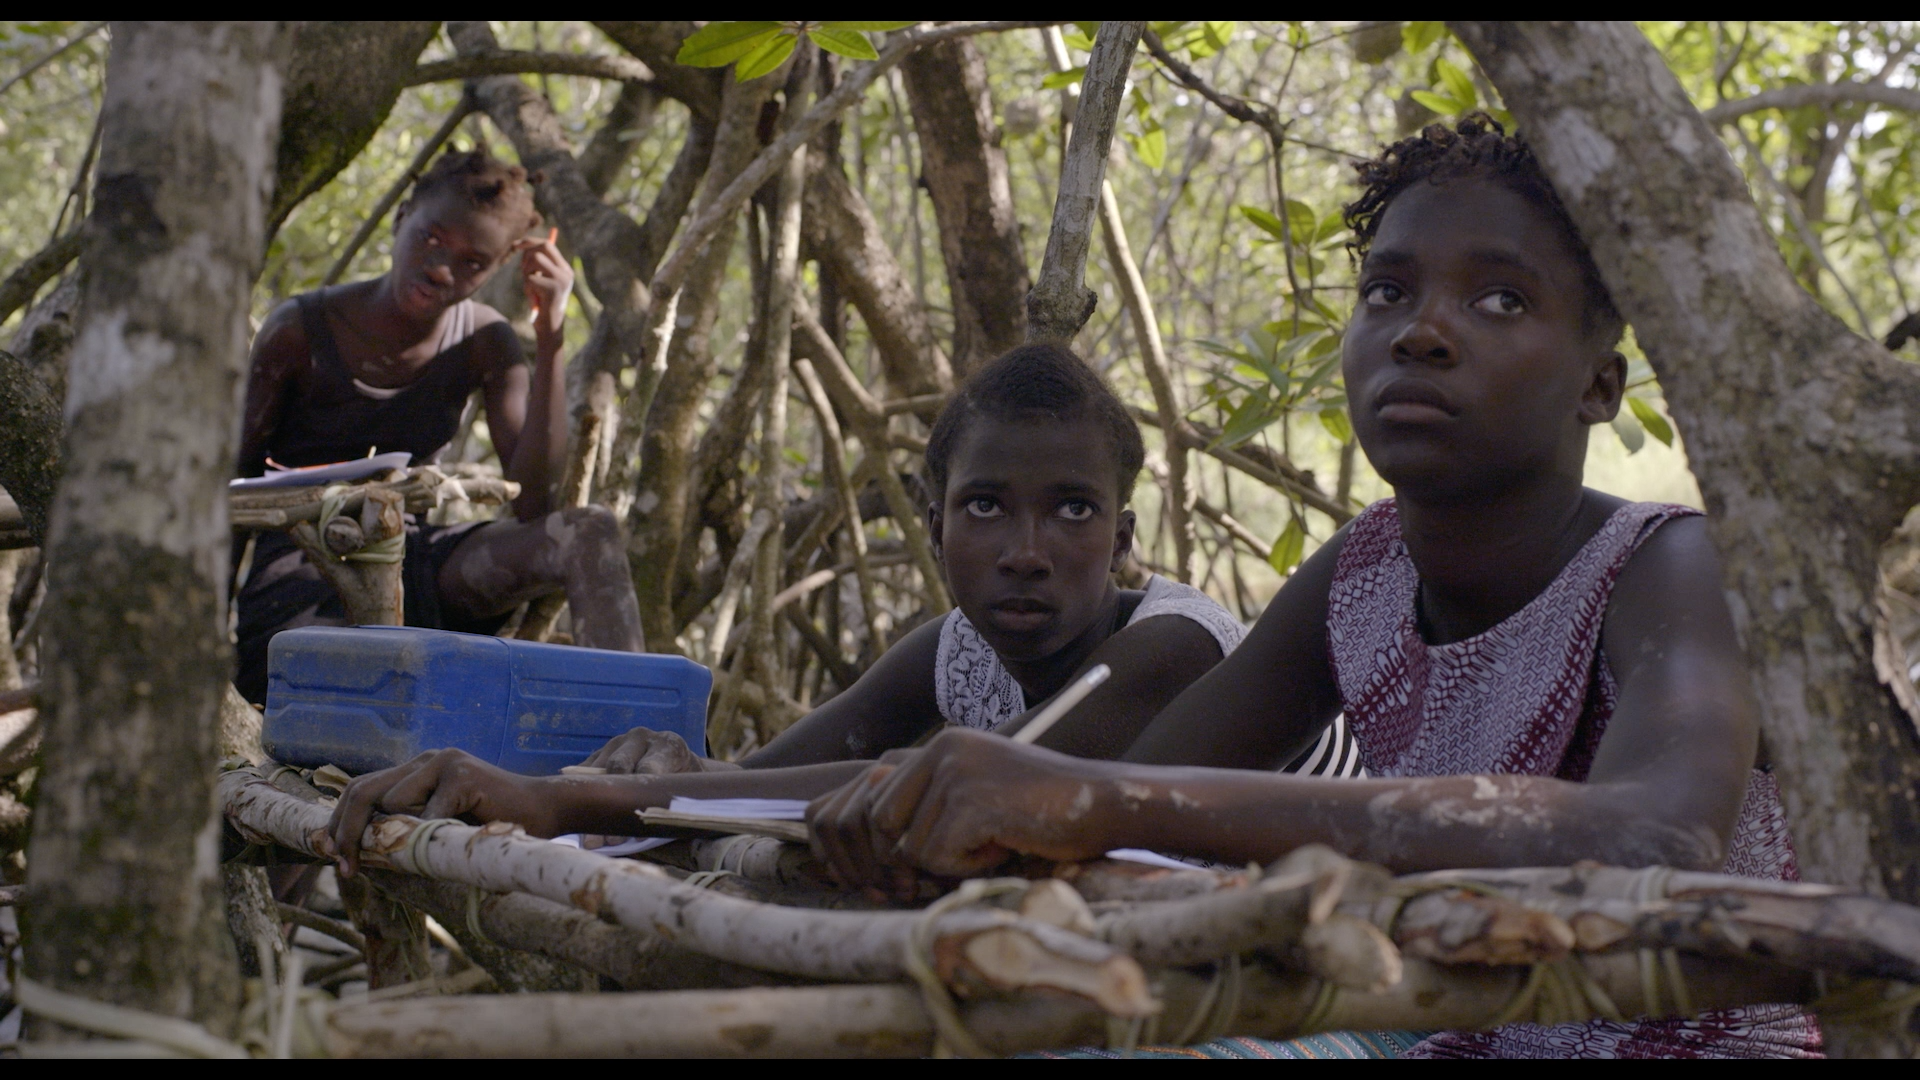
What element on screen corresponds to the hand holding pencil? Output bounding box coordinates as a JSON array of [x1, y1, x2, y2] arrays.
[[517, 226, 571, 343]]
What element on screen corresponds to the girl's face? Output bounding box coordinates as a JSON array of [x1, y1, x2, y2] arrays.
[[932, 414, 1135, 664], [1341, 175, 1623, 502], [388, 190, 520, 319]]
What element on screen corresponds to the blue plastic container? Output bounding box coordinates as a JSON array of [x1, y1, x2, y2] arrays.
[[263, 625, 711, 776]]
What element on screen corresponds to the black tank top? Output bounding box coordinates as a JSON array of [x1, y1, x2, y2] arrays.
[[265, 288, 485, 469]]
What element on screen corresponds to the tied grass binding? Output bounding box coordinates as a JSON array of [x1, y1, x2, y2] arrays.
[[317, 484, 404, 564]]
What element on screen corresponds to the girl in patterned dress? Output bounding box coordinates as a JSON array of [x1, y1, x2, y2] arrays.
[[803, 115, 1819, 1058], [324, 345, 1360, 878]]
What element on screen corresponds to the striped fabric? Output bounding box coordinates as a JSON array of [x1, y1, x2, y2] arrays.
[[1027, 1030, 1430, 1059], [1281, 711, 1364, 778]]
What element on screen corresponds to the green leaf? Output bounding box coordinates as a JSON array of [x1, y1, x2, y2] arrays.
[[1402, 21, 1447, 54], [1195, 339, 1258, 365], [676, 21, 784, 67], [807, 27, 879, 61], [817, 21, 916, 32], [1041, 66, 1086, 90], [1268, 517, 1306, 575], [1061, 29, 1095, 51], [1214, 391, 1279, 450], [1626, 396, 1674, 446], [1239, 204, 1288, 242], [1285, 198, 1316, 244], [1434, 59, 1479, 110], [1201, 21, 1235, 55], [1410, 90, 1467, 116], [1312, 209, 1347, 247], [1319, 407, 1354, 444], [1159, 20, 1235, 60], [735, 32, 798, 80], [1126, 127, 1167, 170], [1611, 412, 1646, 454]]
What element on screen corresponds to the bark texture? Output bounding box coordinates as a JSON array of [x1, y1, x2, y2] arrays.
[[803, 154, 952, 396], [592, 21, 724, 123], [1026, 21, 1144, 344], [1454, 23, 1920, 906], [617, 75, 775, 645], [0, 347, 62, 545], [902, 38, 1029, 375], [24, 21, 288, 1030], [273, 22, 438, 236]]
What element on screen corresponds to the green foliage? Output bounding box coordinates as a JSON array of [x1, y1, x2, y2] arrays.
[[1627, 396, 1675, 448], [1268, 517, 1306, 575], [0, 22, 103, 284], [675, 22, 784, 68], [1401, 21, 1447, 54], [1041, 67, 1084, 90], [1124, 89, 1166, 170], [1153, 22, 1236, 61], [1412, 58, 1478, 116], [676, 21, 914, 78]]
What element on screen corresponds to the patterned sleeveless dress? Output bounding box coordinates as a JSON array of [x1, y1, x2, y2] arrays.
[[1328, 499, 1820, 1058], [936, 575, 1364, 777]]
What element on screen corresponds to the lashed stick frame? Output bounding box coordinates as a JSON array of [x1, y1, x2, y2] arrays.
[[220, 767, 1920, 1057], [229, 466, 519, 626]]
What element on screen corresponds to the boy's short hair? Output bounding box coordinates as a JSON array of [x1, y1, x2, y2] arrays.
[[405, 145, 542, 234], [924, 343, 1146, 506], [1343, 112, 1625, 347]]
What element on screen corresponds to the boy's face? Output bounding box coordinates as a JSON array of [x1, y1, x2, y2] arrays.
[[931, 414, 1135, 664], [388, 190, 521, 319], [1341, 176, 1623, 501]]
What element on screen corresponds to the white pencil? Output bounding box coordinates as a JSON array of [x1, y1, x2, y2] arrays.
[[1012, 663, 1111, 745]]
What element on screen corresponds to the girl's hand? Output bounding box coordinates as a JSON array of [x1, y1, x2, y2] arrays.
[[580, 727, 741, 775], [805, 729, 1114, 893], [322, 748, 559, 876], [517, 230, 572, 345]]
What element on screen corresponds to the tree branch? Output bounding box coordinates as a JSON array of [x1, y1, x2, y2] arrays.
[[408, 50, 653, 87], [0, 21, 105, 99], [649, 22, 1059, 306], [1130, 405, 1351, 524], [1702, 81, 1920, 126], [0, 227, 83, 328], [1100, 182, 1197, 581], [1194, 496, 1270, 557], [1026, 21, 1145, 343], [1142, 28, 1282, 138]]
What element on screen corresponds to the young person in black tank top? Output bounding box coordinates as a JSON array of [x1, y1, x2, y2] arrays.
[[233, 148, 644, 701]]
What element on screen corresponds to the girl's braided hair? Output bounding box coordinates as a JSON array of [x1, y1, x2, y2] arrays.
[[924, 343, 1145, 506], [404, 144, 542, 233], [1342, 112, 1623, 345]]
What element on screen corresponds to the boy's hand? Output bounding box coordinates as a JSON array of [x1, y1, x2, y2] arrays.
[[516, 230, 572, 345], [805, 729, 1112, 893], [322, 748, 558, 876]]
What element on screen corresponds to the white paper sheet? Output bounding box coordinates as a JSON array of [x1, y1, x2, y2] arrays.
[[1104, 848, 1210, 871], [550, 834, 675, 858], [666, 796, 808, 820], [556, 798, 1207, 872], [229, 451, 413, 490]]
